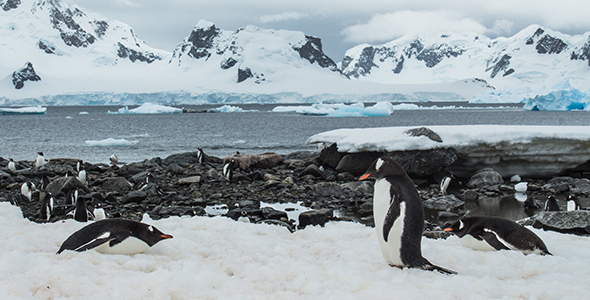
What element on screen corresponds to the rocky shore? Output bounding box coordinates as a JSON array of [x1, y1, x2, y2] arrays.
[[1, 147, 589, 236]]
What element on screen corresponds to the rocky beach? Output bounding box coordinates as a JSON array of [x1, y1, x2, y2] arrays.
[[1, 144, 590, 237]]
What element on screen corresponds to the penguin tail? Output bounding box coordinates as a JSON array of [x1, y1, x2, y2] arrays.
[[420, 262, 457, 275]]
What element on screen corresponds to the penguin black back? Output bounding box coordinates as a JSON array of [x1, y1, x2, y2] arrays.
[[545, 196, 560, 211], [57, 218, 172, 254]]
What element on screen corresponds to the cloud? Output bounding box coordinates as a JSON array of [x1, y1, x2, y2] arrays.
[[259, 12, 309, 23], [110, 0, 141, 8], [485, 19, 514, 37], [341, 10, 488, 43]]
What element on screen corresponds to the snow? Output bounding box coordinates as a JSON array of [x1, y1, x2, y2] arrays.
[[0, 106, 46, 115], [85, 138, 139, 147], [307, 125, 590, 153], [107, 103, 182, 114], [0, 202, 588, 299]]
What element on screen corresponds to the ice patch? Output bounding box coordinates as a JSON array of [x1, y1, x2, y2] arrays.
[[272, 101, 395, 117], [208, 105, 258, 113], [85, 138, 139, 147], [108, 102, 183, 114], [79, 111, 89, 115], [0, 106, 46, 115]]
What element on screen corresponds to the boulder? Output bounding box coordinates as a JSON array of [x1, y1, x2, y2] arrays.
[[12, 62, 41, 89], [313, 182, 344, 197], [101, 177, 132, 192], [526, 210, 590, 235], [467, 168, 504, 189], [122, 191, 147, 204], [256, 152, 283, 169], [423, 195, 465, 211], [319, 143, 341, 169], [298, 209, 333, 228], [299, 164, 323, 178], [336, 152, 380, 175], [46, 177, 90, 197], [386, 149, 458, 177], [163, 151, 202, 166], [177, 176, 201, 184]]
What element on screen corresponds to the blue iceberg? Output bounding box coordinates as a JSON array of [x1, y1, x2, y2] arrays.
[[522, 80, 590, 111], [0, 106, 47, 115]]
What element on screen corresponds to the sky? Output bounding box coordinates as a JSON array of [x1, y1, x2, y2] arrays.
[[49, 0, 590, 61]]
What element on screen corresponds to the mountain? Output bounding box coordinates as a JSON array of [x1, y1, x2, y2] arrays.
[[340, 25, 590, 89]]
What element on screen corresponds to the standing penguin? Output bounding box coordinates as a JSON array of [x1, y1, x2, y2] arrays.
[[360, 157, 456, 274], [73, 195, 94, 222], [439, 175, 454, 195], [7, 158, 16, 173], [93, 202, 107, 220], [57, 219, 173, 255], [35, 152, 47, 168], [444, 216, 551, 255], [40, 175, 50, 191], [77, 162, 87, 186], [109, 154, 118, 166], [223, 159, 236, 182], [197, 148, 206, 165], [39, 192, 54, 222], [20, 181, 36, 201], [544, 196, 560, 211], [566, 195, 582, 211]]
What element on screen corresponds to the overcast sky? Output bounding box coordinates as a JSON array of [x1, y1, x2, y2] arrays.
[[74, 0, 590, 60]]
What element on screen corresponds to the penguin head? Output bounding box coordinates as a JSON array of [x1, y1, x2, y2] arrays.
[[443, 219, 470, 237], [140, 223, 173, 246], [9, 158, 14, 162], [359, 157, 406, 180], [38, 152, 44, 156]]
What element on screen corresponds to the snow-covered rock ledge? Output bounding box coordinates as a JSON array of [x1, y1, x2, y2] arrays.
[[307, 125, 590, 178]]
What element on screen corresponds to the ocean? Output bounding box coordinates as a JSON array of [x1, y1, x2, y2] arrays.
[[1, 102, 589, 164]]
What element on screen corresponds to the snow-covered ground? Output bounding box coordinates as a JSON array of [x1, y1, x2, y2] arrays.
[[0, 203, 587, 299], [306, 125, 590, 153]]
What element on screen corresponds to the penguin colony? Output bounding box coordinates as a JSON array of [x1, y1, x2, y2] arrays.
[[1, 151, 578, 273]]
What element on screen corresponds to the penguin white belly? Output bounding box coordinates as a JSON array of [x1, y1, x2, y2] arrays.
[[93, 209, 106, 220], [567, 201, 576, 211], [373, 179, 405, 267], [94, 237, 150, 255], [459, 234, 497, 251], [35, 156, 45, 168]]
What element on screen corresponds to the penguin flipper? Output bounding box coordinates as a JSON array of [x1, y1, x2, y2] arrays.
[[479, 230, 511, 251], [382, 194, 400, 242], [72, 237, 116, 252]]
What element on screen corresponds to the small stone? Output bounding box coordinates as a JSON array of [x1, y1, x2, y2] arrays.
[[178, 176, 201, 184]]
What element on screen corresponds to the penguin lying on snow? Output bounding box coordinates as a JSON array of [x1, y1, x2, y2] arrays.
[[444, 216, 551, 255], [360, 157, 456, 274], [57, 219, 173, 255]]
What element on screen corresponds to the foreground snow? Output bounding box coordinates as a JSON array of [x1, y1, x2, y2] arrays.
[[307, 125, 590, 152], [0, 203, 587, 299]]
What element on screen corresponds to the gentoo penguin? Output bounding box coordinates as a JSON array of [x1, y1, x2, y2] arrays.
[[39, 192, 54, 222], [523, 196, 542, 210], [35, 152, 47, 168], [65, 188, 79, 206], [223, 159, 235, 182], [20, 181, 35, 201], [93, 202, 107, 220], [109, 154, 118, 166], [7, 158, 16, 172], [238, 210, 250, 223], [444, 216, 551, 255], [360, 157, 456, 274], [77, 163, 87, 186], [57, 218, 173, 255], [566, 195, 582, 211], [135, 172, 156, 191], [544, 195, 560, 211], [40, 175, 50, 191], [439, 175, 454, 195], [197, 148, 206, 164], [73, 195, 94, 222]]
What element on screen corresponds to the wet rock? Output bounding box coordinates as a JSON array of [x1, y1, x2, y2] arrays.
[[122, 191, 147, 204], [101, 177, 132, 192], [261, 207, 288, 220], [319, 143, 341, 168], [336, 153, 379, 175], [299, 164, 323, 178], [460, 190, 479, 201], [341, 181, 373, 196], [168, 164, 184, 175], [526, 210, 590, 235], [314, 182, 343, 197], [298, 209, 333, 228], [423, 195, 465, 211], [467, 168, 504, 189], [286, 159, 306, 169]]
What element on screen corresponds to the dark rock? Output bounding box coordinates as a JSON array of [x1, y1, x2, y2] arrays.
[[168, 164, 184, 175], [467, 168, 504, 189], [423, 195, 465, 211], [341, 181, 373, 195], [46, 176, 90, 197], [12, 62, 41, 90], [177, 176, 201, 185], [385, 148, 458, 177], [404, 127, 443, 143], [460, 190, 479, 201], [313, 182, 343, 197], [527, 211, 590, 235], [2, 0, 21, 11], [298, 209, 333, 228], [336, 152, 379, 175], [163, 151, 202, 166], [117, 42, 161, 63], [101, 177, 132, 192], [122, 191, 147, 204], [486, 54, 512, 79], [238, 200, 260, 209], [299, 164, 323, 178], [261, 207, 288, 220], [238, 67, 253, 83], [319, 143, 341, 169], [437, 211, 459, 219], [292, 35, 340, 72], [336, 172, 356, 182], [283, 151, 318, 161]]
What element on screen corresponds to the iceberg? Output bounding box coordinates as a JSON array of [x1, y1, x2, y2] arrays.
[[272, 101, 396, 117], [523, 81, 590, 111], [107, 102, 183, 114], [470, 87, 534, 104], [207, 105, 258, 113], [85, 138, 139, 147], [0, 106, 46, 115]]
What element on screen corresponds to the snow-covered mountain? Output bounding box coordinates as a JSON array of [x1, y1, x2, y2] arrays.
[[340, 25, 590, 89]]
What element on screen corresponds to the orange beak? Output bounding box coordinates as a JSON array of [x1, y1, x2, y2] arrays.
[[359, 173, 371, 180], [443, 228, 453, 232], [161, 234, 173, 239]]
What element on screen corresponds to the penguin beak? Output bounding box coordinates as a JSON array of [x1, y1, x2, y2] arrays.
[[359, 173, 371, 181], [161, 234, 173, 239], [443, 228, 453, 232]]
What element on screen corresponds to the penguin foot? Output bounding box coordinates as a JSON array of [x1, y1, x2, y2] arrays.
[[420, 263, 457, 275]]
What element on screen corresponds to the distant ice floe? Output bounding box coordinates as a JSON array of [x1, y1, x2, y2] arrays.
[[0, 106, 46, 115], [208, 105, 258, 113], [272, 102, 395, 117], [85, 138, 139, 147], [79, 111, 89, 115], [107, 102, 182, 114]]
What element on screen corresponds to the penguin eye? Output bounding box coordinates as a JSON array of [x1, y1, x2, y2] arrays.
[[148, 225, 154, 232], [458, 220, 464, 230]]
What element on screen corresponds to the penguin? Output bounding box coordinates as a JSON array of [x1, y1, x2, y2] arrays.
[[7, 158, 16, 172], [109, 154, 118, 166], [73, 195, 94, 222], [93, 202, 107, 220], [360, 157, 456, 274], [439, 175, 454, 195], [544, 195, 560, 211], [39, 192, 54, 222], [523, 196, 542, 210], [566, 195, 582, 211], [238, 210, 250, 223], [135, 173, 155, 191], [65, 188, 79, 206], [20, 181, 35, 201], [444, 216, 551, 255], [40, 175, 50, 191], [223, 159, 235, 182], [35, 152, 47, 168], [57, 218, 173, 255], [197, 147, 206, 164], [77, 163, 87, 186]]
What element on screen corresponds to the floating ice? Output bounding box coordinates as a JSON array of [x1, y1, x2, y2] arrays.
[[108, 102, 182, 114], [208, 105, 257, 113], [85, 138, 139, 147], [0, 106, 46, 115], [272, 101, 396, 117], [515, 182, 528, 192], [79, 111, 89, 115], [470, 87, 534, 104]]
